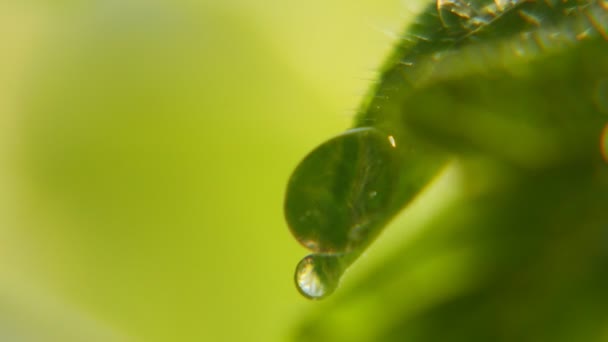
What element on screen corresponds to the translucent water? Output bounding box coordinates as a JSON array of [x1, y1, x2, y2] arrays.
[[294, 254, 350, 300], [284, 127, 402, 254]]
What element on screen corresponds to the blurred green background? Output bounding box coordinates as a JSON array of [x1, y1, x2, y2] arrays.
[[0, 0, 418, 341]]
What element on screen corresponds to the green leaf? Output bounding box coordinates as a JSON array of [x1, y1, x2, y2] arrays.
[[287, 0, 608, 339]]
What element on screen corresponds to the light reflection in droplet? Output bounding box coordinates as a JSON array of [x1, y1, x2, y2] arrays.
[[295, 256, 326, 299], [294, 253, 351, 300]]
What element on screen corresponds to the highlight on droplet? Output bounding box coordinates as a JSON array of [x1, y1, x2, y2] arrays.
[[295, 255, 327, 299], [295, 254, 346, 300]]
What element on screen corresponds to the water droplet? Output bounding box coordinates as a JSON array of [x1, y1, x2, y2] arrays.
[[294, 253, 351, 300], [284, 127, 402, 253]]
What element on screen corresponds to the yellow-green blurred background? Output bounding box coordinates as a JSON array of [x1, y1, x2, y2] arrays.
[[0, 1, 417, 340]]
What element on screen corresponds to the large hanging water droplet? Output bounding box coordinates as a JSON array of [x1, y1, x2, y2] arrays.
[[284, 127, 402, 253], [294, 253, 353, 300]]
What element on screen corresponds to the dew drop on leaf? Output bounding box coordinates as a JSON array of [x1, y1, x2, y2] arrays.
[[284, 127, 401, 253], [294, 254, 346, 300]]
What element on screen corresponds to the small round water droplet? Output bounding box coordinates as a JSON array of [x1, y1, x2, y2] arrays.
[[294, 254, 345, 300], [285, 127, 402, 253]]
